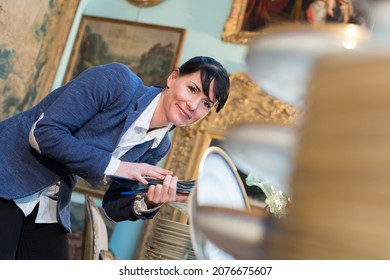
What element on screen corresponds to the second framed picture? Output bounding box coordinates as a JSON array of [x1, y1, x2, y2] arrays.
[[64, 15, 186, 87]]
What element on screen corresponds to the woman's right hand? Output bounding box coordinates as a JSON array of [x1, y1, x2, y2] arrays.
[[114, 161, 173, 185]]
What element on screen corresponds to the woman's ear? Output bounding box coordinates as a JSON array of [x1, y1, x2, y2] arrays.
[[166, 69, 179, 88]]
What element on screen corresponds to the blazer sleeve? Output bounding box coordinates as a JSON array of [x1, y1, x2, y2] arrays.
[[102, 182, 159, 222], [102, 136, 172, 222], [30, 63, 138, 186]]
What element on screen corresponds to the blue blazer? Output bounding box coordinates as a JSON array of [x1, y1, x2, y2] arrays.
[[0, 63, 171, 231]]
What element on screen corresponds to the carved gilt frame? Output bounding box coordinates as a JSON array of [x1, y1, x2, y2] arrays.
[[222, 0, 301, 45], [222, 0, 364, 45], [222, 0, 256, 44]]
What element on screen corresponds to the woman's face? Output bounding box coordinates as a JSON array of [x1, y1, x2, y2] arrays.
[[159, 70, 217, 128]]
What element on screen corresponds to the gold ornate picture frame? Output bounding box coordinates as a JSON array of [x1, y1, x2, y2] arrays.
[[222, 0, 258, 44], [222, 0, 302, 44], [222, 0, 364, 45]]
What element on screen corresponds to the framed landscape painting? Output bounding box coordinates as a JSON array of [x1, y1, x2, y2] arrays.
[[63, 16, 186, 88]]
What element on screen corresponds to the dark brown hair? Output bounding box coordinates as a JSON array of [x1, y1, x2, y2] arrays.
[[178, 56, 230, 113]]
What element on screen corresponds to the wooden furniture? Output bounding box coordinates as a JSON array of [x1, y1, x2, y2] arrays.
[[261, 53, 390, 259], [81, 194, 109, 260]]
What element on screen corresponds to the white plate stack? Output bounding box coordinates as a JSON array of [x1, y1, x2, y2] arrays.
[[144, 217, 196, 260]]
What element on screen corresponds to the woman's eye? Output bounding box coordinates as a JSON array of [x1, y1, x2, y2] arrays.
[[189, 85, 196, 94], [202, 100, 213, 110]]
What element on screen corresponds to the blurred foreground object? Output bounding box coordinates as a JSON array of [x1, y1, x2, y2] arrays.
[[223, 122, 296, 196], [246, 23, 370, 109], [211, 2, 390, 260], [261, 52, 390, 259]]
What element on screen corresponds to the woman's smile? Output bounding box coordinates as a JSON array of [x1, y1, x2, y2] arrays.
[[177, 104, 191, 120]]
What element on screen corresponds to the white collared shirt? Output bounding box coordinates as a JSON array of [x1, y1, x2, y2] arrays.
[[15, 182, 60, 223], [104, 93, 168, 175], [16, 93, 169, 222]]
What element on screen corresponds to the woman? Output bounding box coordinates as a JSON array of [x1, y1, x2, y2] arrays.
[[0, 56, 230, 259]]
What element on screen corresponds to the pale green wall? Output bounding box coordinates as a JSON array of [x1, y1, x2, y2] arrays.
[[55, 0, 248, 259], [53, 0, 248, 89]]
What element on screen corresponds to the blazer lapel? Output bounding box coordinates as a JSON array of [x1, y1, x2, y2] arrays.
[[116, 86, 162, 146]]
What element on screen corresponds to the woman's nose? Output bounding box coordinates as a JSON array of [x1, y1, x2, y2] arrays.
[[186, 99, 200, 112]]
